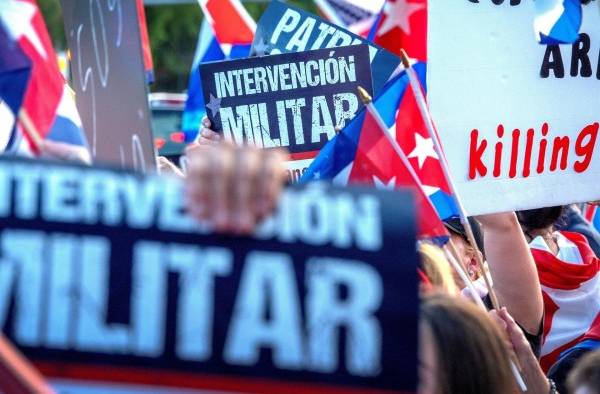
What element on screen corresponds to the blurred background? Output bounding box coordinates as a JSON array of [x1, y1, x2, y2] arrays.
[[35, 0, 384, 159], [37, 0, 320, 158], [38, 0, 317, 92]]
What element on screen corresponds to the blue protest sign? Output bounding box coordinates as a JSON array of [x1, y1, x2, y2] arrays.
[[200, 45, 373, 182], [0, 156, 418, 393], [252, 1, 400, 96]]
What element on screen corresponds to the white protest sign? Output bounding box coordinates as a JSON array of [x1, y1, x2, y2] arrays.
[[428, 2, 600, 215]]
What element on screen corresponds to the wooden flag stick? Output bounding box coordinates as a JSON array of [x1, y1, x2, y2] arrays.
[[0, 334, 54, 393], [17, 109, 43, 154], [398, 49, 501, 310]]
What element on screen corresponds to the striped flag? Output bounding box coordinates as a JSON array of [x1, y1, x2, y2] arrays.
[[531, 231, 600, 371], [301, 64, 454, 240], [182, 0, 255, 141], [0, 0, 89, 157]]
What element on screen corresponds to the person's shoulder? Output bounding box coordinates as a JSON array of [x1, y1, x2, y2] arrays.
[[559, 230, 591, 245]]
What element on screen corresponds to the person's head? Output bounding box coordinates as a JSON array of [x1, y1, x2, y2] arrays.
[[443, 217, 484, 282], [418, 243, 459, 295], [567, 350, 600, 394], [516, 206, 565, 233], [419, 294, 516, 394]]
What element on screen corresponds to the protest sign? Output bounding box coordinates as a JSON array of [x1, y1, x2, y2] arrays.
[[60, 0, 156, 173], [252, 1, 399, 96], [0, 156, 418, 394], [428, 3, 600, 215], [200, 45, 373, 182]]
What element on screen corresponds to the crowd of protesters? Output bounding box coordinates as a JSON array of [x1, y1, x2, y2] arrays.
[[142, 119, 600, 394], [3, 105, 600, 394], [2, 0, 599, 393]]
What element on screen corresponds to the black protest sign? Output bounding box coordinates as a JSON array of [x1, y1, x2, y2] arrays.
[[199, 45, 373, 161], [0, 157, 418, 393], [252, 1, 400, 96], [60, 0, 156, 172]]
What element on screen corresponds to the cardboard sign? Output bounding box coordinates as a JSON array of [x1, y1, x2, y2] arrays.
[[0, 157, 418, 394], [252, 1, 399, 96], [200, 45, 373, 182], [428, 3, 600, 215], [60, 0, 156, 173]]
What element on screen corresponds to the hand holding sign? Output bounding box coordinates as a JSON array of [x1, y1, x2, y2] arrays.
[[199, 45, 373, 181], [197, 117, 222, 145], [0, 156, 419, 393], [185, 143, 288, 234]]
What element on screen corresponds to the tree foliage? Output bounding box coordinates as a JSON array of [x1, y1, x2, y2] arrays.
[[37, 0, 317, 92]]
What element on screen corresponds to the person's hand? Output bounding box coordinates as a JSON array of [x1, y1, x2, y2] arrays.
[[157, 156, 185, 178], [490, 308, 550, 394], [197, 117, 222, 145], [40, 140, 92, 165], [185, 143, 288, 235]]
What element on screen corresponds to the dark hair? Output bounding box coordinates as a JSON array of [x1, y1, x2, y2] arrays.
[[516, 206, 565, 231], [567, 350, 600, 394], [443, 217, 485, 257], [421, 294, 515, 394]]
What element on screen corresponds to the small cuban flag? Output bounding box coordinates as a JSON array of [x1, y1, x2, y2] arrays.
[[534, 0, 583, 45]]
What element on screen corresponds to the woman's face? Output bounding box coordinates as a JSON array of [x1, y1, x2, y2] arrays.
[[418, 321, 440, 394], [449, 232, 479, 283]]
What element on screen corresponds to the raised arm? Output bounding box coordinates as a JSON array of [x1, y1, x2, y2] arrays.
[[476, 212, 543, 335]]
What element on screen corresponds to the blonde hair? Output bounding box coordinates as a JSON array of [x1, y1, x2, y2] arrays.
[[418, 243, 459, 295]]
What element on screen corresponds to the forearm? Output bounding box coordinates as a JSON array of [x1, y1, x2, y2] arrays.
[[478, 213, 543, 334]]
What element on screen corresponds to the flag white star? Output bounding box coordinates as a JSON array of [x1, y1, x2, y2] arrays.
[[0, 0, 47, 59], [373, 176, 396, 190], [378, 0, 426, 36], [408, 133, 438, 169]]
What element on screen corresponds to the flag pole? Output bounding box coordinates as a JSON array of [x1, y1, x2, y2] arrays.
[[17, 109, 43, 154], [357, 86, 493, 301], [357, 87, 435, 207], [357, 86, 486, 299], [398, 49, 500, 310]]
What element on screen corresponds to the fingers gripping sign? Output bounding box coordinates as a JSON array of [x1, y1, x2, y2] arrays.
[[185, 143, 288, 235], [197, 117, 222, 146]]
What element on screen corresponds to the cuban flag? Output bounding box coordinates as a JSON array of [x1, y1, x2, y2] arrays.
[[0, 0, 89, 157], [369, 0, 427, 61], [534, 0, 583, 44], [531, 231, 600, 372], [182, 0, 255, 141], [301, 64, 454, 240]]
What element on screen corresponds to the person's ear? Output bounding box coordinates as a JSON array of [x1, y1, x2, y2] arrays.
[[467, 259, 479, 280]]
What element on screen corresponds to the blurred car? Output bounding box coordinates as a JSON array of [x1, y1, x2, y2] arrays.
[[149, 92, 189, 160]]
